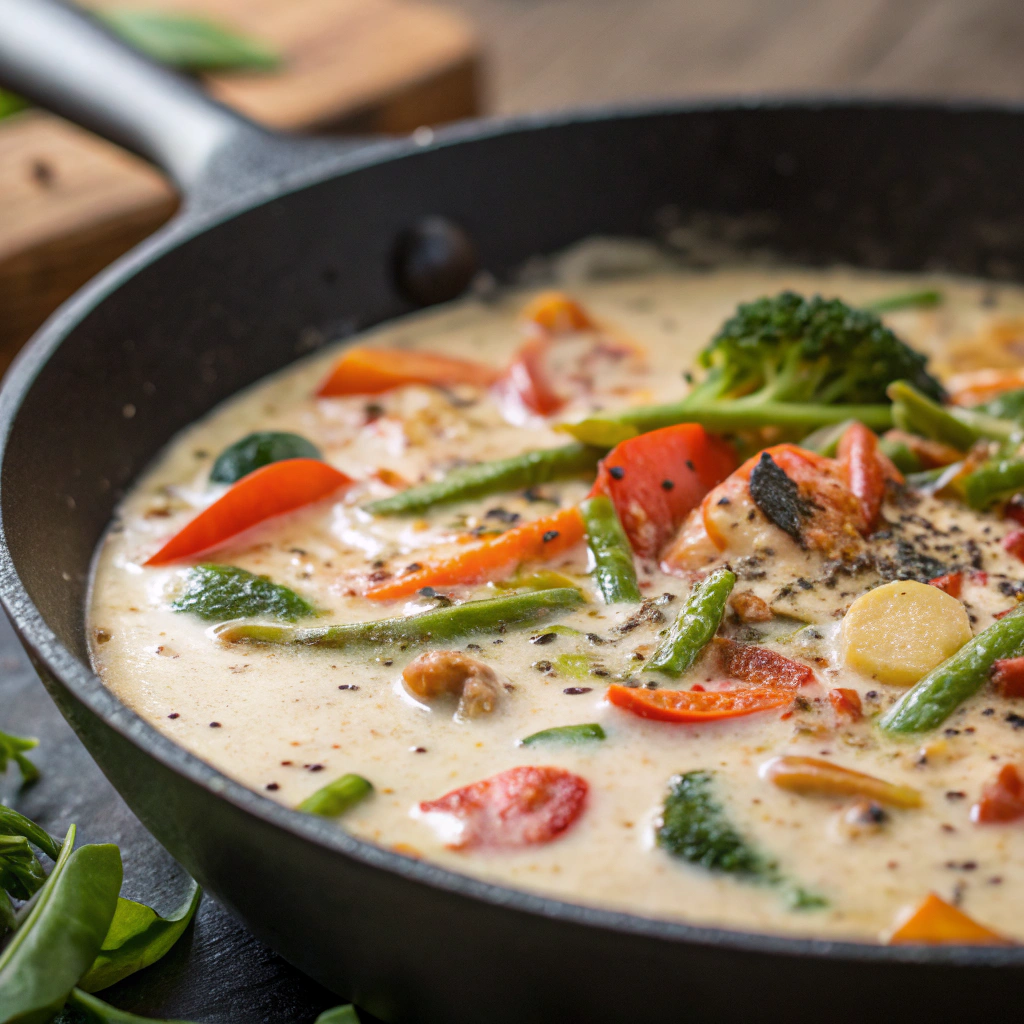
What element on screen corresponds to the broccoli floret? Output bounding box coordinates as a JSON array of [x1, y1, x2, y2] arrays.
[[691, 292, 946, 407]]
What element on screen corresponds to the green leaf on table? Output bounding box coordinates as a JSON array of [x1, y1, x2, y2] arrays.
[[171, 564, 316, 622], [210, 431, 322, 484], [0, 805, 63, 862], [0, 728, 40, 785], [0, 827, 122, 1024], [0, 834, 47, 901], [60, 988, 199, 1023], [315, 1007, 361, 1024], [78, 879, 201, 993], [97, 9, 280, 73]]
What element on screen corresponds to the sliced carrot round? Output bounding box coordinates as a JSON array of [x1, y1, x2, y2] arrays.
[[606, 683, 795, 723]]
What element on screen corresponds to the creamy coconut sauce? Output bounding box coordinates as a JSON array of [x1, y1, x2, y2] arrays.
[[89, 254, 1024, 942]]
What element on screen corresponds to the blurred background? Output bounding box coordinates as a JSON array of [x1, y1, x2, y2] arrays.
[[4, 0, 1024, 374]]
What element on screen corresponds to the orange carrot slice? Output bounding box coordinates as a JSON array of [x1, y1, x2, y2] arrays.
[[364, 506, 585, 600], [145, 459, 352, 566], [317, 347, 499, 397], [888, 893, 1012, 945]]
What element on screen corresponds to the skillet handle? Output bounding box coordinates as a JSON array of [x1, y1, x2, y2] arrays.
[[0, 0, 276, 192]]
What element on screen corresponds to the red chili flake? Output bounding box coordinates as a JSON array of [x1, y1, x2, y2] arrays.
[[928, 572, 963, 598], [991, 656, 1024, 698], [1004, 529, 1024, 561], [972, 764, 1024, 823], [971, 570, 989, 586], [167, 713, 180, 720], [829, 687, 863, 720]]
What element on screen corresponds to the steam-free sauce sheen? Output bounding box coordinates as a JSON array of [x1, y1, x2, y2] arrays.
[[89, 248, 1024, 943]]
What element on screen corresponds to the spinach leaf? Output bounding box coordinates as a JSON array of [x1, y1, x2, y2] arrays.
[[171, 564, 315, 622], [0, 729, 40, 785], [0, 834, 46, 901], [0, 827, 122, 1024], [0, 806, 62, 862], [209, 432, 322, 484], [79, 879, 201, 993], [315, 1007, 360, 1024], [60, 988, 198, 1023], [96, 10, 280, 73]]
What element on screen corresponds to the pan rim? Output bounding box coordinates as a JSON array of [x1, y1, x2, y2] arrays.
[[3, 96, 1024, 969]]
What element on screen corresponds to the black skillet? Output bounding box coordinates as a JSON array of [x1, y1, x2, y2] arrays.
[[1, 1, 1023, 1021]]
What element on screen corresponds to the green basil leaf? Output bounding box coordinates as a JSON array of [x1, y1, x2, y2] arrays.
[[209, 432, 323, 484], [171, 564, 316, 622], [78, 879, 201, 993], [0, 806, 62, 862], [60, 988, 198, 1023], [96, 10, 280, 73], [315, 1007, 360, 1024], [0, 835, 46, 901], [0, 729, 40, 786], [0, 828, 122, 1024]]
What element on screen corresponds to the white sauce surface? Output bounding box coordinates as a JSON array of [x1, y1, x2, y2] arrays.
[[89, 251, 1024, 942]]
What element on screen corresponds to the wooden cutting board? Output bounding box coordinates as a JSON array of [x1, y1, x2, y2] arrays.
[[0, 0, 481, 366]]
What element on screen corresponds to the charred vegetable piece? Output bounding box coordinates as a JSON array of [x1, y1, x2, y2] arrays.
[[645, 568, 735, 676], [657, 770, 774, 879], [0, 728, 39, 785], [418, 766, 588, 849], [78, 881, 202, 994], [171, 564, 315, 622], [580, 496, 641, 603], [961, 456, 1024, 509], [713, 638, 816, 688], [887, 893, 1011, 945], [880, 604, 1024, 734], [365, 507, 585, 601], [318, 347, 500, 397], [146, 459, 352, 566], [520, 723, 606, 746], [865, 289, 942, 313], [760, 756, 922, 808], [209, 432, 322, 484], [217, 588, 585, 649], [364, 443, 602, 516], [298, 774, 373, 818], [748, 452, 814, 543]]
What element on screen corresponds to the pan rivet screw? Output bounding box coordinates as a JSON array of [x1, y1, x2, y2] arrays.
[[393, 217, 478, 306]]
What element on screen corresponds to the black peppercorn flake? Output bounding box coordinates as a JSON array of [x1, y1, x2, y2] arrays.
[[661, 479, 674, 491], [608, 466, 625, 480], [563, 686, 592, 695]]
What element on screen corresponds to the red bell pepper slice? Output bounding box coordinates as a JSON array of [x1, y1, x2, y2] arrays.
[[971, 764, 1024, 824], [607, 683, 796, 723], [928, 572, 964, 598], [417, 765, 588, 849], [496, 333, 565, 417], [145, 458, 352, 566], [364, 506, 585, 600], [317, 347, 500, 397], [590, 424, 736, 559], [837, 421, 893, 533]]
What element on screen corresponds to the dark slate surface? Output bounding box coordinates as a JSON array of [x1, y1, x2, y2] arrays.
[[0, 611, 350, 1023]]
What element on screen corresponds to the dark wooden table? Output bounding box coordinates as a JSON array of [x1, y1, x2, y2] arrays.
[[6, 0, 1024, 1018]]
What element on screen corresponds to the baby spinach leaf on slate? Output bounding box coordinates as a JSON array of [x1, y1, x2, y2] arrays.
[[60, 988, 199, 1023], [79, 879, 201, 993], [0, 828, 122, 1024], [0, 834, 46, 901], [0, 806, 62, 862], [96, 10, 280, 73], [315, 1007, 361, 1024], [0, 729, 40, 785], [209, 432, 321, 484], [171, 564, 315, 622]]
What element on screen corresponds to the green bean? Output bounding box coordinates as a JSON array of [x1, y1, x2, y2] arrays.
[[865, 289, 943, 313], [877, 435, 923, 474], [961, 457, 1024, 509], [0, 828, 122, 1024], [580, 495, 641, 603], [880, 605, 1024, 734], [78, 880, 201, 994], [298, 774, 373, 817], [364, 443, 602, 515], [520, 723, 606, 746], [889, 380, 1019, 448], [217, 588, 585, 649], [63, 988, 198, 1023], [645, 568, 735, 677]]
